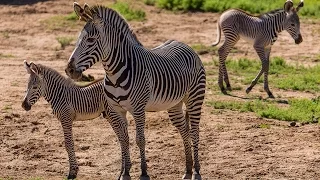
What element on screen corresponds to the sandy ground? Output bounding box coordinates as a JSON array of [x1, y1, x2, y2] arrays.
[[1, 0, 320, 179]]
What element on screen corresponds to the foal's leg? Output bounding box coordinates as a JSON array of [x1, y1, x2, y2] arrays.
[[217, 34, 240, 93], [246, 44, 274, 98], [168, 102, 193, 179], [57, 112, 78, 180]]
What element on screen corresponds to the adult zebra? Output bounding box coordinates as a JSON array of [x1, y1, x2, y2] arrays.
[[212, 0, 304, 98], [65, 3, 206, 180]]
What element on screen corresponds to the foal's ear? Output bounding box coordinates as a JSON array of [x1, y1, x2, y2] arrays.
[[29, 62, 40, 75], [296, 0, 304, 12], [24, 60, 32, 74], [284, 0, 294, 13], [74, 2, 93, 22]]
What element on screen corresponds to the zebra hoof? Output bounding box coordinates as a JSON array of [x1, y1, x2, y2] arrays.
[[66, 174, 77, 180], [182, 173, 192, 179], [246, 87, 252, 94], [140, 174, 150, 180], [226, 85, 232, 91], [119, 175, 131, 180], [192, 173, 202, 180], [220, 87, 228, 95], [268, 93, 275, 99]]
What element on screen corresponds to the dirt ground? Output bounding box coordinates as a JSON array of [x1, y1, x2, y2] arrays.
[[1, 0, 320, 179]]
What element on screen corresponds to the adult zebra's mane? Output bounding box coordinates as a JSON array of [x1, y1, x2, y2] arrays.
[[90, 5, 143, 46]]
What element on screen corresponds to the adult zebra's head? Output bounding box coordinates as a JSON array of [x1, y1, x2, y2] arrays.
[[66, 2, 141, 80], [22, 61, 42, 111], [283, 0, 304, 44]]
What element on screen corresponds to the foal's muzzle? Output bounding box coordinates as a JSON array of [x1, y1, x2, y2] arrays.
[[22, 101, 31, 111], [295, 34, 303, 44]]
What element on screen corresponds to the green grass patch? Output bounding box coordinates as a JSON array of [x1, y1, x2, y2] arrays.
[[0, 53, 14, 58], [41, 12, 81, 31], [111, 2, 146, 21], [56, 36, 74, 49], [207, 98, 320, 123], [218, 57, 320, 92], [191, 44, 218, 55], [148, 0, 320, 18]]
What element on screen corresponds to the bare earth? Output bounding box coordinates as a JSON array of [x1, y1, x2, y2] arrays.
[[1, 0, 320, 179]]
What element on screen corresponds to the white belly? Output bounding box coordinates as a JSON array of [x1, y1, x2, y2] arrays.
[[240, 34, 255, 44], [145, 98, 183, 112], [75, 111, 102, 121]]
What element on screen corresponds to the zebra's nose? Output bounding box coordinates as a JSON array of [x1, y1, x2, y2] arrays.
[[295, 34, 303, 44], [22, 101, 31, 111]]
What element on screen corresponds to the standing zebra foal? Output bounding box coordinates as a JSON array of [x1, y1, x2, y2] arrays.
[[212, 0, 304, 98], [22, 61, 107, 179], [65, 2, 206, 180]]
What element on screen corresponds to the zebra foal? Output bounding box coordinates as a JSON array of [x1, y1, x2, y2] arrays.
[[22, 60, 107, 179], [65, 3, 206, 180], [212, 0, 304, 98]]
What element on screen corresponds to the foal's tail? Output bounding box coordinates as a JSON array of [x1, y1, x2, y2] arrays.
[[211, 22, 221, 47]]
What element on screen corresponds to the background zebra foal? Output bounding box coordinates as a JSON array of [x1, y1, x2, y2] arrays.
[[212, 0, 304, 98], [22, 60, 107, 179]]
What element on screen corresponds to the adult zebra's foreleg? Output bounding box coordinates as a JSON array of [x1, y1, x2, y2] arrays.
[[57, 112, 78, 180], [104, 103, 132, 180], [132, 110, 150, 180], [168, 102, 193, 179]]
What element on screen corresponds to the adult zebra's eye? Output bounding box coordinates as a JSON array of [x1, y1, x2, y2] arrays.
[[291, 23, 295, 27], [87, 38, 95, 43]]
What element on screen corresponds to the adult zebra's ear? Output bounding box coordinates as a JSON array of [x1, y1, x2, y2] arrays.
[[24, 60, 32, 74], [74, 2, 93, 22], [296, 0, 304, 12], [284, 0, 294, 13]]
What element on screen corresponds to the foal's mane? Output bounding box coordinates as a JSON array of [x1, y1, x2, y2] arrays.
[[90, 5, 143, 46], [37, 64, 103, 88], [258, 8, 284, 19]]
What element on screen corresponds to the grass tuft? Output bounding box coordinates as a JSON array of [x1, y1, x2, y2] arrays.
[[56, 37, 74, 49], [207, 98, 320, 123], [111, 2, 146, 21], [148, 0, 320, 18]]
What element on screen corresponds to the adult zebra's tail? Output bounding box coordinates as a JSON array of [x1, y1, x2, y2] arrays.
[[211, 22, 221, 46]]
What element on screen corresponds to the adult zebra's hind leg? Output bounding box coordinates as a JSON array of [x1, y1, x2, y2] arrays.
[[168, 102, 193, 179], [186, 68, 205, 180]]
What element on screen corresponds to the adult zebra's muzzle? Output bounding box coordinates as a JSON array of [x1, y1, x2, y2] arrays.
[[295, 34, 303, 44], [22, 100, 31, 111], [65, 59, 82, 80]]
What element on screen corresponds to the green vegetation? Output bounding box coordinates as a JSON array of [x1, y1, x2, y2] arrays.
[[207, 98, 320, 123], [147, 0, 320, 18], [56, 36, 74, 49], [111, 2, 146, 21], [191, 44, 218, 55], [206, 57, 320, 93], [0, 53, 14, 58], [41, 12, 81, 31]]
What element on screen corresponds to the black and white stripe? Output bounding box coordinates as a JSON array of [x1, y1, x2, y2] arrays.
[[212, 0, 304, 98], [66, 3, 206, 180]]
